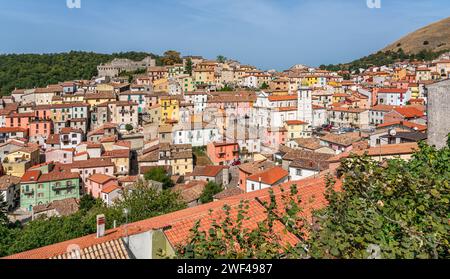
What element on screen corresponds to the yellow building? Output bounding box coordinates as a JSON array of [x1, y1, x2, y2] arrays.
[[285, 120, 311, 139], [305, 76, 318, 87], [171, 156, 193, 176], [153, 78, 169, 93], [62, 93, 85, 103], [393, 68, 407, 81], [96, 83, 115, 92], [84, 91, 117, 107], [3, 146, 40, 177], [408, 83, 420, 99], [332, 93, 349, 104], [160, 96, 181, 124], [148, 104, 161, 124], [194, 69, 215, 85]]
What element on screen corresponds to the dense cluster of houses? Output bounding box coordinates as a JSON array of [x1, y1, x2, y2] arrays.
[[1, 53, 449, 223]]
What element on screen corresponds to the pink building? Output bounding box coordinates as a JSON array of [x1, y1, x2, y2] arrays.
[[59, 158, 115, 186], [85, 173, 118, 199], [265, 127, 287, 148], [5, 112, 35, 129], [45, 149, 74, 164], [207, 141, 239, 166], [34, 107, 52, 120], [29, 120, 53, 144]]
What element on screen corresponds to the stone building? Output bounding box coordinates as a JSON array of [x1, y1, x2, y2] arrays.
[[97, 57, 156, 78], [426, 79, 450, 149]]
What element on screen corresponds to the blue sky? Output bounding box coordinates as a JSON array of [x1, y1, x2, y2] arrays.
[[0, 0, 449, 70]]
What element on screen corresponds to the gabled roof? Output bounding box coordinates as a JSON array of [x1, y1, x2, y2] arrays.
[[377, 121, 427, 132], [88, 174, 117, 185], [328, 142, 419, 163], [247, 166, 288, 185], [4, 176, 341, 259], [191, 165, 227, 177]]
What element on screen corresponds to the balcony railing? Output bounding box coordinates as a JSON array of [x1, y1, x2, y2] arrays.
[[52, 183, 75, 190], [22, 189, 34, 195]]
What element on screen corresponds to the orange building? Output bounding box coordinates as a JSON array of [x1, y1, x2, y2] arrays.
[[206, 142, 239, 166]]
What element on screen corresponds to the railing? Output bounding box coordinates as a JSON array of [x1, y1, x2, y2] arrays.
[[22, 189, 34, 195], [52, 183, 75, 190]]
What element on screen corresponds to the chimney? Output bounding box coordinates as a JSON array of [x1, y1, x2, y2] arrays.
[[96, 214, 106, 238]]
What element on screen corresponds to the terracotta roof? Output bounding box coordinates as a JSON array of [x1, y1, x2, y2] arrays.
[[268, 95, 297, 102], [50, 238, 131, 259], [392, 107, 424, 118], [60, 127, 83, 135], [377, 121, 427, 132], [212, 141, 238, 147], [33, 198, 79, 216], [118, 175, 138, 183], [0, 175, 21, 190], [371, 104, 396, 112], [4, 176, 340, 259], [285, 120, 308, 125], [113, 141, 131, 149], [84, 91, 116, 100], [173, 180, 207, 203], [291, 138, 322, 150], [88, 174, 117, 184], [191, 165, 227, 177], [66, 158, 114, 169], [377, 88, 408, 94], [21, 169, 79, 183], [100, 135, 117, 143], [328, 142, 419, 162], [101, 184, 121, 194], [329, 107, 368, 113], [320, 132, 365, 147], [213, 186, 244, 200], [46, 134, 60, 145], [247, 166, 288, 185], [237, 160, 274, 175], [0, 127, 28, 133]]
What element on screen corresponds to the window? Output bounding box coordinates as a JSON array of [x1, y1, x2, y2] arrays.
[[296, 169, 302, 176]]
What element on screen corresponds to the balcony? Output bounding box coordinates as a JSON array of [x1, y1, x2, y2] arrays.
[[22, 189, 34, 195], [52, 183, 75, 190]]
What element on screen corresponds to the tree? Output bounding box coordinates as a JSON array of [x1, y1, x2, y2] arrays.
[[0, 180, 186, 257], [116, 180, 186, 223], [144, 167, 174, 189], [308, 144, 450, 259], [260, 82, 269, 90], [178, 142, 450, 259], [216, 55, 227, 63], [161, 50, 182, 66], [125, 124, 134, 132], [0, 193, 9, 226], [218, 84, 234, 92], [79, 195, 101, 212], [0, 51, 159, 96], [199, 182, 223, 204], [185, 58, 193, 76]]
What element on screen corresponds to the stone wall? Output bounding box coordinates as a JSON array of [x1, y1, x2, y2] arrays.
[[426, 79, 450, 149]]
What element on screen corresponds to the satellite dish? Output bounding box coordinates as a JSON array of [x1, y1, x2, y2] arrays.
[[388, 129, 397, 137]]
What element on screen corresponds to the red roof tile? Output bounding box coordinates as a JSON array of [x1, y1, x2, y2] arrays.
[[247, 166, 288, 185]]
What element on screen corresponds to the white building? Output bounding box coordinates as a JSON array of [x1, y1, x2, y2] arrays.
[[172, 122, 220, 147], [377, 88, 411, 106], [245, 166, 288, 193], [60, 128, 83, 149], [298, 86, 313, 124]]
